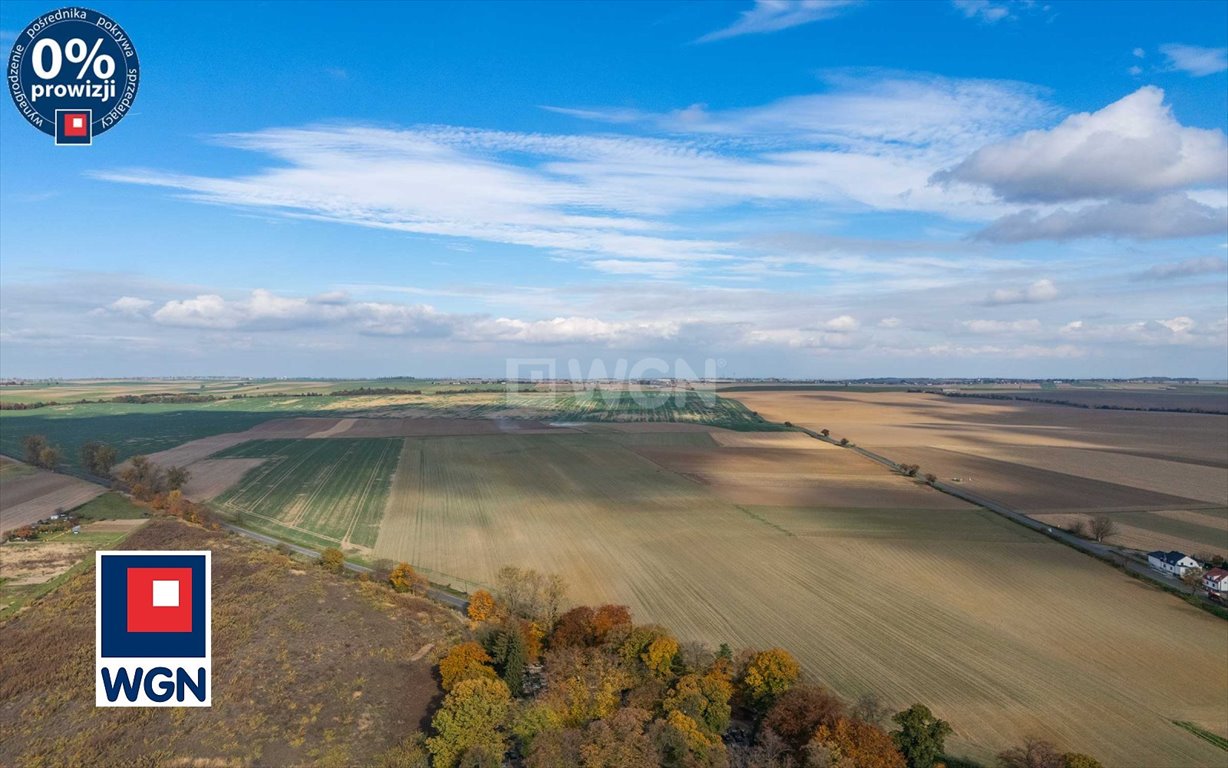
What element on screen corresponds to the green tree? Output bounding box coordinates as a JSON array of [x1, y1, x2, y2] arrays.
[[427, 677, 511, 768], [500, 624, 528, 697], [890, 704, 952, 768]]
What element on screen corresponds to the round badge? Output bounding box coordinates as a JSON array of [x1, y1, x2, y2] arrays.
[[6, 7, 140, 145]]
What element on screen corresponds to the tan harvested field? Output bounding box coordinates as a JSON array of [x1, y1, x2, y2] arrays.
[[0, 461, 105, 534], [367, 426, 1228, 765], [1032, 509, 1228, 557], [179, 458, 267, 501], [731, 390, 1228, 550]]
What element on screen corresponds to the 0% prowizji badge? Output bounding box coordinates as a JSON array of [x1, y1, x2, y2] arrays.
[[7, 7, 140, 145]]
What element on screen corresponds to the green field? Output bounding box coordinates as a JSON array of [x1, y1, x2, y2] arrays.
[[0, 387, 775, 476], [73, 492, 149, 521], [212, 438, 400, 550]]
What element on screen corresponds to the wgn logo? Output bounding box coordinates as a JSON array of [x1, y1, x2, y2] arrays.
[[96, 551, 211, 707]]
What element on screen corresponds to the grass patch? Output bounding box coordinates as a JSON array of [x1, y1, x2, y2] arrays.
[[72, 492, 147, 520], [1173, 721, 1228, 751]]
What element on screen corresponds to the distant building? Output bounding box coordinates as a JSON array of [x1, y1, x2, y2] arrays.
[[1147, 550, 1200, 577], [1203, 567, 1228, 598]]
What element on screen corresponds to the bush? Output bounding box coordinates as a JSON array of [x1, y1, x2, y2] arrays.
[[320, 548, 345, 573]]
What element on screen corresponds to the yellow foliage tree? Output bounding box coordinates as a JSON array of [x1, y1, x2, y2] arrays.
[[642, 635, 679, 678], [426, 676, 511, 768], [388, 562, 427, 594], [439, 641, 497, 691], [319, 548, 345, 574], [742, 648, 800, 707], [468, 588, 497, 624]]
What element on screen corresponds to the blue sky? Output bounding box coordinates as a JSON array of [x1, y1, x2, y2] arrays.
[[1, 0, 1226, 378]]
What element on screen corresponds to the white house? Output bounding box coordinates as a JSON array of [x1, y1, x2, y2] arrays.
[[1203, 567, 1228, 598], [1147, 550, 1200, 577]]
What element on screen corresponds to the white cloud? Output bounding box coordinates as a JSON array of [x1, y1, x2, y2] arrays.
[[697, 0, 856, 43], [1160, 44, 1228, 77], [961, 318, 1042, 334], [976, 194, 1228, 242], [952, 0, 1010, 23], [1128, 65, 1143, 76], [1135, 256, 1228, 281], [823, 314, 859, 331], [1133, 47, 1146, 59], [936, 87, 1228, 203], [878, 317, 901, 328], [92, 296, 153, 317], [1060, 315, 1225, 346], [985, 278, 1058, 305]]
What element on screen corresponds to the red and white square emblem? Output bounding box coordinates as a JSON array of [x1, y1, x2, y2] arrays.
[[126, 567, 193, 633]]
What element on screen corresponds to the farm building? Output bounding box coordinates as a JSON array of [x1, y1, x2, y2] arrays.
[[1146, 550, 1200, 576], [1203, 567, 1228, 597]]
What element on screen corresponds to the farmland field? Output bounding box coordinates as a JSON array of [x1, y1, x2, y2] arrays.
[[213, 438, 401, 550], [730, 389, 1228, 556], [193, 424, 1227, 765], [0, 457, 105, 535]]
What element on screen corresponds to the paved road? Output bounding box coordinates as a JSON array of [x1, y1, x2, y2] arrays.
[[792, 427, 1206, 599], [220, 522, 469, 613]]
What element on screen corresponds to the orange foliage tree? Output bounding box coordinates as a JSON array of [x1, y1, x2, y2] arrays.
[[742, 648, 801, 708], [438, 641, 497, 691], [467, 588, 497, 624], [811, 717, 906, 768]]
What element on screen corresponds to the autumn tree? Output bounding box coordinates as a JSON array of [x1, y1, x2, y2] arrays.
[[741, 648, 800, 709], [496, 565, 567, 625], [22, 434, 49, 467], [120, 455, 165, 500], [1088, 515, 1118, 543], [38, 445, 60, 470], [387, 562, 428, 594], [662, 672, 733, 735], [426, 677, 511, 768], [165, 465, 191, 491], [853, 692, 889, 727], [319, 547, 345, 574], [820, 429, 830, 437], [924, 473, 938, 485], [551, 606, 596, 648], [439, 641, 498, 691], [996, 738, 1065, 768], [468, 588, 497, 624], [541, 646, 632, 726], [80, 441, 118, 477], [1065, 519, 1089, 538], [591, 604, 632, 645], [809, 717, 906, 768], [579, 707, 658, 768], [642, 635, 679, 679], [762, 684, 845, 753], [650, 709, 728, 768], [890, 704, 952, 768]]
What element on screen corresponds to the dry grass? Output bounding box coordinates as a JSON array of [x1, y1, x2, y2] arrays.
[[368, 427, 1228, 765], [0, 518, 464, 766]]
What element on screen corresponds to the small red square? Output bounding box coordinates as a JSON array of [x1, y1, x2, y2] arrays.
[[127, 567, 193, 633], [62, 113, 89, 137]]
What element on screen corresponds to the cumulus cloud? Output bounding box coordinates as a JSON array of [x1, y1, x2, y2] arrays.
[[976, 194, 1228, 242], [984, 278, 1058, 305], [823, 314, 859, 331], [697, 0, 857, 43], [1135, 256, 1228, 281], [1160, 44, 1228, 77], [92, 296, 154, 317], [1060, 315, 1225, 346], [935, 87, 1228, 203]]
